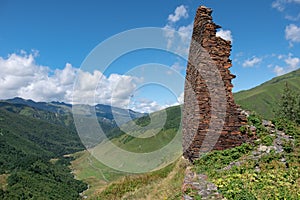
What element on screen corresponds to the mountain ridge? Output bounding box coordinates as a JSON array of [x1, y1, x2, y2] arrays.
[[0, 97, 147, 134]]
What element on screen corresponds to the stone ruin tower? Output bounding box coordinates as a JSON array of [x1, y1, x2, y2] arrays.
[[182, 6, 250, 161]]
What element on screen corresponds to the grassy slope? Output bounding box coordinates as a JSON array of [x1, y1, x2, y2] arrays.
[[71, 151, 187, 199], [110, 105, 182, 153], [234, 68, 300, 119], [93, 157, 187, 200], [71, 151, 126, 196], [71, 105, 183, 199]]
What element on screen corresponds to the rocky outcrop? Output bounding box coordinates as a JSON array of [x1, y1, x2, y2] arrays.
[[182, 167, 224, 200], [182, 6, 252, 161]]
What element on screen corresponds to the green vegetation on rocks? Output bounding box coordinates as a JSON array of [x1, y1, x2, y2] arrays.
[[191, 112, 300, 200]]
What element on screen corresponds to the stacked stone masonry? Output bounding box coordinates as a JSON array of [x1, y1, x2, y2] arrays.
[[182, 6, 252, 161]]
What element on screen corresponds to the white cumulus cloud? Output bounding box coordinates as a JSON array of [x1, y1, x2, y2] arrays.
[[168, 5, 188, 23], [273, 53, 300, 75], [285, 56, 300, 68], [216, 29, 233, 42], [163, 5, 193, 56], [0, 52, 186, 113], [177, 92, 184, 104], [163, 23, 193, 56], [0, 52, 148, 111], [285, 24, 300, 44], [129, 98, 163, 113], [242, 57, 262, 67], [274, 65, 286, 76], [0, 52, 49, 98]]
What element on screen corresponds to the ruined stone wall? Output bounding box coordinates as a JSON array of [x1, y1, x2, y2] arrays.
[[182, 6, 250, 161]]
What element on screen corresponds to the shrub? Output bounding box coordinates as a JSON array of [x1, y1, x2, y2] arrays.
[[261, 135, 274, 146], [282, 140, 294, 153]]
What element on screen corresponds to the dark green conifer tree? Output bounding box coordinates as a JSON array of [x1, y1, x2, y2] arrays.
[[276, 83, 298, 123]]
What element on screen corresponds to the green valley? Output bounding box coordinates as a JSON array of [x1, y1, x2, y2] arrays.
[[0, 69, 299, 199]]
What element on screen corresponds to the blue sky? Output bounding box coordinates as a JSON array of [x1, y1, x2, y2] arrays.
[[0, 0, 300, 112]]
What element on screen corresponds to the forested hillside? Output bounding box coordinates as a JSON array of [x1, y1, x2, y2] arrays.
[[0, 105, 87, 199]]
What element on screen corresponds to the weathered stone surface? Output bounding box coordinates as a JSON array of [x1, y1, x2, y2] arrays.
[[182, 167, 224, 200], [182, 6, 252, 161]]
